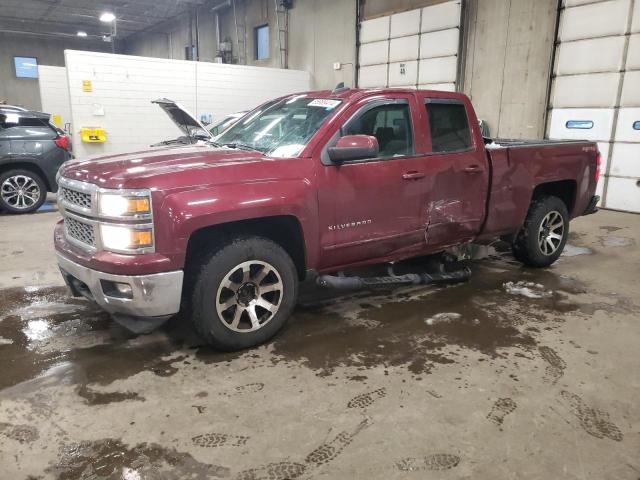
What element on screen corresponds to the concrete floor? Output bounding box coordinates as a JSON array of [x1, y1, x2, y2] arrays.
[[0, 209, 638, 479]]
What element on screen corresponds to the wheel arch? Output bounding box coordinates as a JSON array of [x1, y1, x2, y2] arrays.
[[532, 179, 576, 216], [0, 161, 51, 191], [184, 215, 308, 281]]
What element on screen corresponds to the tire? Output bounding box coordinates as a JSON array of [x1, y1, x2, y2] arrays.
[[512, 195, 569, 268], [0, 169, 47, 214], [191, 236, 298, 351]]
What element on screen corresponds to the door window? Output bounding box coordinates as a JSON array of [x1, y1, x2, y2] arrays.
[[426, 102, 472, 153], [344, 103, 413, 158]]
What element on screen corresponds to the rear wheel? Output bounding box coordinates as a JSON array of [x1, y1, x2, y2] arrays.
[[512, 195, 569, 268], [0, 169, 47, 214], [191, 236, 298, 351]]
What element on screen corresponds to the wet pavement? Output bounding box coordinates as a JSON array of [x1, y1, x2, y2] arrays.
[[0, 209, 639, 479]]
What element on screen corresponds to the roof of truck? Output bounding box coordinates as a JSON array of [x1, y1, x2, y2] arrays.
[[287, 87, 469, 102]]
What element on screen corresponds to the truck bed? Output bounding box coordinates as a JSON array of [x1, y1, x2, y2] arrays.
[[484, 137, 590, 149]]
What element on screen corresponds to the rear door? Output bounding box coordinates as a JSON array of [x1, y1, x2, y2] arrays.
[[416, 95, 489, 247], [316, 92, 429, 269]]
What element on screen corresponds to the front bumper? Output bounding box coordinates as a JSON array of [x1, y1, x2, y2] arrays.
[[56, 252, 183, 320]]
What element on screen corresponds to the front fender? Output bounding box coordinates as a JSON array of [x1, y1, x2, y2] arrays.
[[156, 178, 319, 268]]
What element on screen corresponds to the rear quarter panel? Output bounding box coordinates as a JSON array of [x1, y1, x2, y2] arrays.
[[481, 142, 597, 237]]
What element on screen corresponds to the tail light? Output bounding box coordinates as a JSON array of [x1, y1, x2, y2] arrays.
[[595, 150, 602, 183], [54, 134, 71, 151]]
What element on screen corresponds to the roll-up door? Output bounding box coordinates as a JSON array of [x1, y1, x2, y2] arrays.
[[548, 0, 640, 213], [358, 1, 462, 92]]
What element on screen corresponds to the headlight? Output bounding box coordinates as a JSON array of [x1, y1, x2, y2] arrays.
[[98, 191, 151, 218], [100, 224, 154, 253]]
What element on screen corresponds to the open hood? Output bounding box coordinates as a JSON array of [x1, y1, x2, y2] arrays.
[[152, 98, 213, 140]]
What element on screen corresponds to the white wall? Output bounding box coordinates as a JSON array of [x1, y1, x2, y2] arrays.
[[38, 65, 72, 132], [64, 50, 310, 159]]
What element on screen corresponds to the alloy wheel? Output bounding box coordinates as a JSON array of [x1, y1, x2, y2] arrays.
[[216, 260, 283, 332], [538, 210, 565, 256], [1, 175, 41, 210]]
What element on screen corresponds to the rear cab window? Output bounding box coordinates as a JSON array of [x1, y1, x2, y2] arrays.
[[425, 100, 472, 153]]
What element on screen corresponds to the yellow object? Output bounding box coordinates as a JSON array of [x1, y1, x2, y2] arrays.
[[80, 127, 106, 143], [130, 230, 153, 247], [126, 198, 151, 214], [82, 80, 93, 92], [51, 114, 62, 127]]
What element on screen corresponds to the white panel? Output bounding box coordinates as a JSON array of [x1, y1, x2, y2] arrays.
[[597, 142, 611, 173], [626, 34, 640, 69], [614, 108, 640, 142], [621, 71, 640, 106], [389, 35, 419, 62], [65, 50, 310, 158], [418, 83, 456, 92], [555, 36, 625, 75], [418, 56, 457, 84], [564, 0, 606, 5], [360, 16, 390, 43], [420, 28, 459, 59], [38, 65, 72, 131], [605, 176, 640, 212], [632, 1, 640, 33], [610, 142, 640, 177], [359, 64, 388, 88], [390, 9, 421, 38], [421, 1, 461, 33], [388, 60, 418, 87], [559, 0, 630, 42], [548, 108, 615, 141], [551, 73, 621, 108], [359, 40, 389, 66]]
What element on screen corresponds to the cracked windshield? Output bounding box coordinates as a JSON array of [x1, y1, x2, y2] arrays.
[[216, 96, 342, 157]]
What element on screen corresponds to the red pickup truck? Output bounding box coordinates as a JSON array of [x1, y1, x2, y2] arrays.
[[54, 88, 600, 350]]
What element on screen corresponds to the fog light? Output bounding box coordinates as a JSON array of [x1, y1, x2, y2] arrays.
[[101, 280, 133, 299]]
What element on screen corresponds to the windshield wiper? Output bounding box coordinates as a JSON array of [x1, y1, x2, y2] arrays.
[[220, 142, 263, 153]]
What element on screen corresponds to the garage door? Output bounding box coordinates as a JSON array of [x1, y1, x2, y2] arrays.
[[547, 0, 640, 213], [358, 1, 462, 92]]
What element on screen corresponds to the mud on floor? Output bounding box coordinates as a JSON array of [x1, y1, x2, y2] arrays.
[[0, 243, 638, 479]]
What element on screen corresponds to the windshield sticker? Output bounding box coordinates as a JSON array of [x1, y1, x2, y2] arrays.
[[308, 99, 341, 109]]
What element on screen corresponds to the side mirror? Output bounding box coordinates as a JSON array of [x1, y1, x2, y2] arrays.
[[327, 135, 379, 163]]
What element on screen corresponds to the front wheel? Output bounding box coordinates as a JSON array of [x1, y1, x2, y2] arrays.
[[512, 195, 569, 268], [0, 169, 47, 214], [191, 236, 298, 351]]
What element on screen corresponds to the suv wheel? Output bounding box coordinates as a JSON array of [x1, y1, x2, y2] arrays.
[[191, 236, 298, 351], [512, 195, 569, 268], [0, 170, 47, 214]]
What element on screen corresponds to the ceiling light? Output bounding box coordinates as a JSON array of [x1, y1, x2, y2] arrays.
[[77, 31, 87, 37], [99, 12, 116, 22]]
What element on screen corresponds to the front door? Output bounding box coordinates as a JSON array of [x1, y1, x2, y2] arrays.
[[316, 94, 428, 270]]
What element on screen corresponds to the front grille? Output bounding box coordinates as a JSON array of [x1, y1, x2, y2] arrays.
[[60, 187, 92, 210], [65, 216, 96, 247]]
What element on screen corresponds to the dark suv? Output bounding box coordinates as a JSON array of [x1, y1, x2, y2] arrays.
[[0, 109, 71, 213]]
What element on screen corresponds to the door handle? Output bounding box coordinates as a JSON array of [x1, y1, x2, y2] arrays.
[[464, 165, 483, 174], [402, 171, 425, 180]]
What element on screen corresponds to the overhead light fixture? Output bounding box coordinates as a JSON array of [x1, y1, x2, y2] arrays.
[[77, 31, 87, 37], [99, 12, 116, 22]]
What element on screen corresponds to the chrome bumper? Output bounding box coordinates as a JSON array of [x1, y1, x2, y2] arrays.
[[56, 253, 183, 319]]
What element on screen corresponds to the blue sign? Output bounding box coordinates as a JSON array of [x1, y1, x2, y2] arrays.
[[566, 120, 593, 129], [14, 57, 38, 78], [633, 121, 640, 131]]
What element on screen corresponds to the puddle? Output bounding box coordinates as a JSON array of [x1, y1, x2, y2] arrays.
[[46, 439, 229, 479], [561, 244, 593, 257], [267, 261, 592, 376], [503, 281, 552, 299], [599, 235, 635, 248]]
